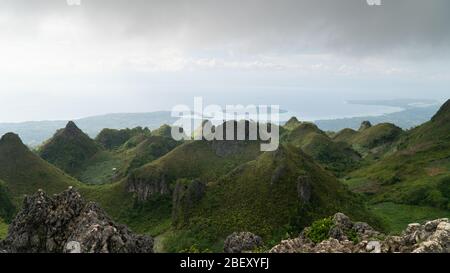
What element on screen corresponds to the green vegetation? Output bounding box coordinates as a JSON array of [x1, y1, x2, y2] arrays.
[[1, 100, 449, 253], [333, 128, 358, 143], [77, 150, 127, 184], [38, 121, 101, 177], [0, 132, 82, 206], [0, 180, 15, 222], [130, 140, 263, 188], [283, 117, 302, 131], [371, 202, 450, 234], [304, 217, 334, 243], [164, 145, 378, 252], [96, 127, 151, 149], [345, 100, 450, 209], [39, 124, 181, 185], [283, 122, 361, 176], [351, 123, 403, 150], [127, 136, 181, 173], [0, 218, 8, 240]]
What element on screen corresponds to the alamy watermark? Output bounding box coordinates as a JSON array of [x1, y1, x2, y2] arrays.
[[170, 97, 280, 152], [366, 0, 382, 6], [66, 0, 81, 6]]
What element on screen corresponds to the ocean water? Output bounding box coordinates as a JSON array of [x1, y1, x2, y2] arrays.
[[174, 100, 404, 132], [282, 102, 404, 122]]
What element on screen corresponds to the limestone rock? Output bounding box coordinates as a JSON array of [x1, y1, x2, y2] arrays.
[[359, 121, 372, 131], [224, 232, 263, 253], [296, 175, 312, 203], [270, 213, 450, 253], [0, 188, 154, 253]]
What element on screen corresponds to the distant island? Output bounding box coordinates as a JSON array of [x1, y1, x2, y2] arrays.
[[0, 99, 442, 147]]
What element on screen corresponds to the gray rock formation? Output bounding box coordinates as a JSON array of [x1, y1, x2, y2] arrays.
[[0, 188, 154, 253], [224, 232, 264, 253], [359, 121, 372, 131], [172, 179, 206, 228], [296, 175, 312, 204], [126, 168, 170, 202], [270, 213, 450, 253]]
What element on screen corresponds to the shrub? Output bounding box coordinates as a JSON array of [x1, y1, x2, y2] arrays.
[[304, 217, 333, 243]]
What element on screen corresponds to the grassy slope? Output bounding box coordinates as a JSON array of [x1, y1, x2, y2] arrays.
[[0, 133, 83, 206], [0, 180, 15, 221], [352, 123, 402, 148], [332, 123, 403, 161], [345, 100, 450, 224], [124, 140, 264, 240], [78, 150, 129, 184], [164, 145, 378, 252], [0, 218, 7, 240], [284, 122, 360, 176], [0, 131, 177, 242], [132, 140, 263, 185], [371, 202, 450, 234], [346, 105, 450, 206], [38, 122, 101, 178], [333, 128, 358, 143]]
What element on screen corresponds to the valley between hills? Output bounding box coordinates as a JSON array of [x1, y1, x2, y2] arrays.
[[1, 100, 449, 253]]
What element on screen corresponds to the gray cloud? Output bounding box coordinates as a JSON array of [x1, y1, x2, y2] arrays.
[[1, 0, 450, 57]]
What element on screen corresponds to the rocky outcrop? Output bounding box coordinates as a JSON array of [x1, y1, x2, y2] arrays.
[[224, 232, 263, 253], [270, 213, 450, 253], [126, 168, 170, 202], [296, 175, 312, 204], [359, 121, 372, 131], [0, 188, 153, 253], [172, 179, 206, 228], [38, 121, 101, 176], [284, 117, 302, 129]]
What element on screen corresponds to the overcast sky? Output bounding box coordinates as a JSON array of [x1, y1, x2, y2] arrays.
[[0, 0, 449, 122]]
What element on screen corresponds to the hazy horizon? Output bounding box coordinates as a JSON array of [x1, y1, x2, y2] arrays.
[[1, 0, 449, 122]]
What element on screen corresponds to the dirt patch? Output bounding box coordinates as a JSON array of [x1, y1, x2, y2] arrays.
[[426, 167, 447, 177]]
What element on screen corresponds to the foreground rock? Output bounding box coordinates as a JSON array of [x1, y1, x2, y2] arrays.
[[269, 213, 449, 253], [0, 188, 153, 253], [224, 232, 263, 253]]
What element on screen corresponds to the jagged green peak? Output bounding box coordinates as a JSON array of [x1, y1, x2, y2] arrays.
[[0, 133, 24, 147], [359, 121, 372, 131], [431, 99, 450, 122]]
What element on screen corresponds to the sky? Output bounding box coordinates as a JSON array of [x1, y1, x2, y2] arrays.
[[0, 0, 449, 122]]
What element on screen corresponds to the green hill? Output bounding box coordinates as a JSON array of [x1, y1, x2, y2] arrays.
[[332, 122, 403, 161], [283, 116, 302, 131], [283, 122, 360, 175], [332, 128, 358, 143], [78, 125, 182, 185], [351, 123, 403, 150], [127, 139, 263, 202], [126, 135, 181, 173], [95, 127, 150, 149], [38, 121, 101, 177], [0, 133, 82, 205], [151, 124, 174, 138], [345, 100, 450, 211], [165, 144, 377, 252], [0, 132, 153, 236]]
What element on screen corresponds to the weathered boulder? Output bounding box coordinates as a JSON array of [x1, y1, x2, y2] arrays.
[[223, 232, 263, 253], [0, 188, 154, 253], [270, 213, 450, 253]]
